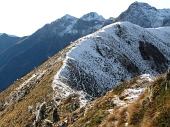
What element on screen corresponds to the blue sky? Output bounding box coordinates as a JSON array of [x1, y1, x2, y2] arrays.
[[0, 0, 170, 37]]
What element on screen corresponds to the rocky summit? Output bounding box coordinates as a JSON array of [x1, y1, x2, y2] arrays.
[[115, 1, 170, 28]]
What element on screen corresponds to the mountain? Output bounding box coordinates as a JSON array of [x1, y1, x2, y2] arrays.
[[0, 33, 18, 37], [0, 12, 107, 92], [115, 1, 170, 28], [0, 22, 169, 126], [80, 12, 105, 21], [54, 22, 170, 97], [0, 33, 21, 53]]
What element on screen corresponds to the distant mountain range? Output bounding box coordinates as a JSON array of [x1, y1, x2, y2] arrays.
[[0, 12, 109, 91], [0, 1, 170, 92], [0, 33, 18, 37]]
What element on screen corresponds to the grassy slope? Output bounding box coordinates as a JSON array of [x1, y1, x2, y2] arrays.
[[0, 51, 63, 127], [0, 40, 78, 127], [69, 73, 170, 127]]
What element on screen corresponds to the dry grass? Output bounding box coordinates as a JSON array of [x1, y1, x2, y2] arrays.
[[71, 73, 170, 127], [0, 51, 64, 127]]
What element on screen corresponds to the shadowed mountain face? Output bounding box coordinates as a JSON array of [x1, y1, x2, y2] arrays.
[[114, 2, 170, 28], [0, 13, 107, 92], [0, 33, 21, 53]]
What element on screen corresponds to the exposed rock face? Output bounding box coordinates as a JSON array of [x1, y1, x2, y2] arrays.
[[139, 41, 168, 73], [53, 108, 60, 123], [34, 102, 46, 126], [115, 2, 170, 28]]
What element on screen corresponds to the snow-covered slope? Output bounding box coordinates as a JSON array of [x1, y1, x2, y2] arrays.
[[53, 14, 78, 36], [53, 22, 170, 97], [115, 2, 170, 28]]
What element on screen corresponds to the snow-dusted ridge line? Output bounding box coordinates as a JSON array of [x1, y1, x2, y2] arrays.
[[52, 21, 170, 97], [52, 75, 92, 107], [52, 46, 93, 107]]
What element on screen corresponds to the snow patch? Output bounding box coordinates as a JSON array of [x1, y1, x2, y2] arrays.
[[108, 109, 113, 114], [122, 88, 145, 102], [113, 95, 127, 107], [113, 74, 153, 108], [52, 64, 92, 107]]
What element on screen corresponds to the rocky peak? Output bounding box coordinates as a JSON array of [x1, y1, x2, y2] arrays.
[[0, 33, 9, 38], [130, 1, 157, 11], [60, 14, 78, 21], [125, 1, 158, 16], [80, 12, 105, 21], [54, 14, 78, 26], [115, 2, 170, 28], [51, 14, 78, 36]]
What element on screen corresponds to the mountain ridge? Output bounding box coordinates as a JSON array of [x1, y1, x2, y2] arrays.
[[52, 21, 170, 97]]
